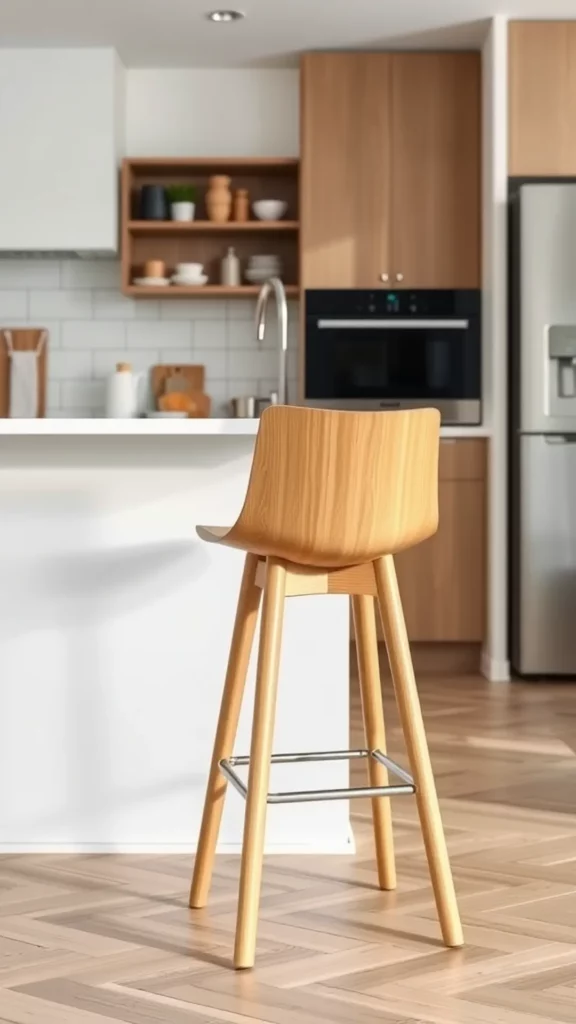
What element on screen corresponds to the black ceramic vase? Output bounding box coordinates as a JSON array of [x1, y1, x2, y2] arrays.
[[139, 184, 168, 220]]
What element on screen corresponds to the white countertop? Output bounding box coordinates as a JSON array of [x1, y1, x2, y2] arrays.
[[0, 418, 492, 437]]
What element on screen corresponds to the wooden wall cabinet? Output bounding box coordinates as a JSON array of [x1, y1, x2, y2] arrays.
[[301, 52, 480, 290], [509, 21, 576, 176], [395, 440, 486, 642]]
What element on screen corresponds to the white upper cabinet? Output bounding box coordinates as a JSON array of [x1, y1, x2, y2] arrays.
[[0, 49, 125, 253]]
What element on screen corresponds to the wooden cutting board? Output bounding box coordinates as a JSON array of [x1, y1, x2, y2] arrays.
[[0, 328, 48, 417], [151, 364, 205, 404]]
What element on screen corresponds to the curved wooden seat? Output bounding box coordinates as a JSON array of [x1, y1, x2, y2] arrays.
[[189, 405, 463, 970], [195, 405, 440, 567]]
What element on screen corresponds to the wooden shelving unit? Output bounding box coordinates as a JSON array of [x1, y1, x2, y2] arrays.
[[128, 220, 299, 234], [123, 284, 300, 299], [121, 157, 300, 298]]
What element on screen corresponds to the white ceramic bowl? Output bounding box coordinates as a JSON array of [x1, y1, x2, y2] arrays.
[[252, 200, 288, 222], [176, 262, 203, 276], [245, 269, 282, 284], [171, 274, 209, 287]]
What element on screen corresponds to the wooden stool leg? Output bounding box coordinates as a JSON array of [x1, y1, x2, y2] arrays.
[[234, 558, 286, 970], [190, 553, 261, 909], [374, 555, 463, 948], [352, 594, 396, 891]]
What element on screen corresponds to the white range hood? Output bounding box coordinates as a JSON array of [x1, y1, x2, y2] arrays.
[[0, 49, 125, 255]]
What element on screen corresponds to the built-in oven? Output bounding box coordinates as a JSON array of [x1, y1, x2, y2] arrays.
[[305, 289, 481, 424]]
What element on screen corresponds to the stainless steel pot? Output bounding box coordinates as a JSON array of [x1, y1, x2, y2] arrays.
[[230, 396, 257, 418]]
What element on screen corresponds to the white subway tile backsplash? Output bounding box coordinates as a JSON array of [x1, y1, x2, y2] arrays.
[[228, 348, 278, 381], [158, 349, 196, 365], [226, 299, 256, 322], [61, 260, 121, 289], [49, 351, 93, 380], [227, 378, 258, 400], [47, 381, 60, 413], [193, 320, 226, 349], [30, 290, 93, 320], [227, 320, 258, 349], [0, 256, 300, 415], [93, 290, 160, 321], [36, 322, 62, 348], [127, 321, 192, 350], [210, 382, 230, 417], [161, 299, 225, 321], [61, 380, 105, 411], [93, 349, 159, 377], [62, 321, 126, 350], [193, 348, 228, 380], [0, 259, 61, 289], [0, 291, 27, 317]]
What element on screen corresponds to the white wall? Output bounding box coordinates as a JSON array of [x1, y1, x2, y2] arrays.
[[126, 69, 299, 156], [482, 17, 509, 682]]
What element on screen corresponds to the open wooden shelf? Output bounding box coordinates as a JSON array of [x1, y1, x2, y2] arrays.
[[128, 220, 299, 234], [122, 157, 300, 299], [124, 284, 300, 299]]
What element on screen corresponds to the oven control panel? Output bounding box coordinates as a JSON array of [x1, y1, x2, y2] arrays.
[[305, 289, 479, 320]]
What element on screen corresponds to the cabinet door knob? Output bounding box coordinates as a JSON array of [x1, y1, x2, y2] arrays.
[[395, 272, 404, 282], [380, 272, 389, 283]]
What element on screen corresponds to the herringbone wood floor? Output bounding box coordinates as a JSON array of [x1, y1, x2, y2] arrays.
[[2, 654, 576, 1022]]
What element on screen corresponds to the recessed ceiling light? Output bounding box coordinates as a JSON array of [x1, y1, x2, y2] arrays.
[[206, 10, 245, 22]]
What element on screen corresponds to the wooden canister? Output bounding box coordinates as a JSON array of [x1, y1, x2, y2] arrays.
[[233, 188, 249, 222], [206, 175, 232, 223]]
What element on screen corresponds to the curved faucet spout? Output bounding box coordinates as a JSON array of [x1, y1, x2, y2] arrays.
[[255, 277, 288, 405]]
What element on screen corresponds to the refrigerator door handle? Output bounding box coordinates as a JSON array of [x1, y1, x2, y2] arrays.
[[545, 434, 576, 444]]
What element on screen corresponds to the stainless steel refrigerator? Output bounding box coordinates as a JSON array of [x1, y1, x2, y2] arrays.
[[511, 183, 576, 675]]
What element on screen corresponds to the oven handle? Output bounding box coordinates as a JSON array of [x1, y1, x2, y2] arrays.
[[317, 318, 469, 330]]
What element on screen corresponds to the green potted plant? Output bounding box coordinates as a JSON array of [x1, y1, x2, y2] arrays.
[[167, 184, 197, 222]]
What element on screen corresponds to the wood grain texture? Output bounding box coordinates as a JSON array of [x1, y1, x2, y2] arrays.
[[0, 328, 48, 418], [189, 554, 261, 910], [352, 596, 396, 891], [375, 556, 463, 948], [390, 52, 481, 288], [234, 559, 286, 969], [121, 156, 299, 297], [300, 53, 392, 288], [509, 21, 576, 175], [3, 671, 576, 1020], [197, 406, 441, 568], [395, 477, 486, 642]]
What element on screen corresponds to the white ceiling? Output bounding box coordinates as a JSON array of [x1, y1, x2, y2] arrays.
[[2, 0, 576, 67]]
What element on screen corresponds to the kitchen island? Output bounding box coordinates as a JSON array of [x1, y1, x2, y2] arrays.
[[0, 424, 350, 854]]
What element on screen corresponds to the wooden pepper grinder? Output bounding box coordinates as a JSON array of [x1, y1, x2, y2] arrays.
[[206, 175, 232, 223], [233, 188, 249, 222]]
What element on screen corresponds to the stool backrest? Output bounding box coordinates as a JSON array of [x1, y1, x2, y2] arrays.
[[228, 406, 441, 567]]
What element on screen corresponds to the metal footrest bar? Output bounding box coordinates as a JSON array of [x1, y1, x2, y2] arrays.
[[219, 748, 415, 805]]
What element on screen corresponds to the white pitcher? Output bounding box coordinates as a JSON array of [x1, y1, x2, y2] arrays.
[[105, 362, 145, 418]]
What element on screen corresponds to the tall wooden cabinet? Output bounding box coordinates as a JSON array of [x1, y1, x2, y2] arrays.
[[395, 440, 486, 642], [509, 21, 576, 176], [301, 52, 481, 289], [300, 54, 392, 289]]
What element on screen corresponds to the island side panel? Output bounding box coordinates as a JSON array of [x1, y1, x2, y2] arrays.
[[0, 435, 350, 852]]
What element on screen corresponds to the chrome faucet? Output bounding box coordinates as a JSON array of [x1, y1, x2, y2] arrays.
[[255, 277, 288, 405]]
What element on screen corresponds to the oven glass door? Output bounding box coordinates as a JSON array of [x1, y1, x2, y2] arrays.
[[306, 319, 475, 401]]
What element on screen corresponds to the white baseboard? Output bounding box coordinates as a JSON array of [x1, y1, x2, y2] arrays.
[[0, 833, 356, 856], [481, 648, 510, 682]]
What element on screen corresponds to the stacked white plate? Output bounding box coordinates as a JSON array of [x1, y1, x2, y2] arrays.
[[133, 276, 171, 287], [245, 254, 282, 285]]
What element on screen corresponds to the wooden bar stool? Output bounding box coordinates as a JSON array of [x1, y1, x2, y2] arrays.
[[189, 406, 463, 969]]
